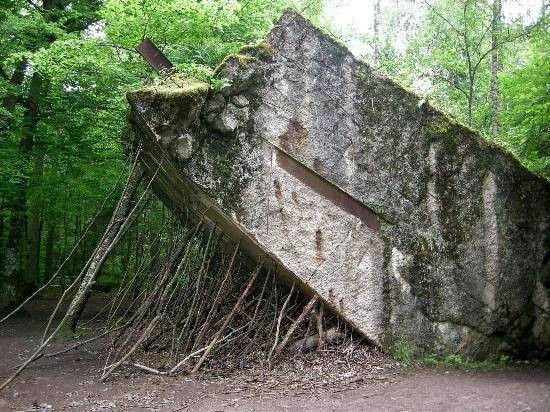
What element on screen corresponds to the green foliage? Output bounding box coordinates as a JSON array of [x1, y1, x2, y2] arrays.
[[498, 353, 512, 364], [421, 353, 512, 370], [499, 23, 550, 178], [367, 0, 548, 178], [422, 352, 439, 366], [393, 336, 415, 366]]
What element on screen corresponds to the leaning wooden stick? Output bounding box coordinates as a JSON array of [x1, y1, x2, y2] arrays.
[[100, 315, 161, 382], [270, 294, 319, 367], [316, 302, 325, 348], [124, 324, 247, 376], [191, 258, 264, 373], [268, 281, 295, 363]]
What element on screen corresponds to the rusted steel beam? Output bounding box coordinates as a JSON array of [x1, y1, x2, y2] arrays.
[[275, 149, 381, 231], [136, 38, 174, 73]]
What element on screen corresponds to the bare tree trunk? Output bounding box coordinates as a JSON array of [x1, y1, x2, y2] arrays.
[[0, 198, 4, 268], [66, 163, 145, 331], [467, 90, 473, 126], [491, 0, 501, 139]]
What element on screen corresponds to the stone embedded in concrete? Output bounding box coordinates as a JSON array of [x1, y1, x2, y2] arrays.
[[204, 93, 226, 114], [231, 95, 249, 108], [127, 10, 550, 358], [209, 103, 249, 134]]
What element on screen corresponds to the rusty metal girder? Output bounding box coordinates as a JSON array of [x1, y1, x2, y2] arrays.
[[275, 149, 381, 231], [136, 38, 174, 73]]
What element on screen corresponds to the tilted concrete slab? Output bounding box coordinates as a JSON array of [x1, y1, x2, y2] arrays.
[[127, 10, 550, 358]]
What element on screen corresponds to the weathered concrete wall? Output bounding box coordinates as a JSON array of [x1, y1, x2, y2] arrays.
[[127, 10, 550, 358]]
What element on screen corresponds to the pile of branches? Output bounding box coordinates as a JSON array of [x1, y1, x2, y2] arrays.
[[0, 152, 351, 389], [98, 218, 346, 381]]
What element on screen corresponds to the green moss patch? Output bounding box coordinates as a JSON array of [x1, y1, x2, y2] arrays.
[[127, 78, 209, 100], [238, 40, 277, 59]]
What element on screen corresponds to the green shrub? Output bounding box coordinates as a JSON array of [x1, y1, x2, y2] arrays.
[[422, 353, 439, 366]]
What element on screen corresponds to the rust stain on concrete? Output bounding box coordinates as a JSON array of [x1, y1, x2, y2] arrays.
[[275, 149, 380, 231], [315, 229, 324, 262], [273, 178, 283, 200]]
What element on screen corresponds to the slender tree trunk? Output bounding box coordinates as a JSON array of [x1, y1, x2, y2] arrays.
[[373, 0, 381, 65], [62, 209, 68, 288], [26, 147, 45, 286], [490, 0, 501, 139], [0, 198, 4, 268], [467, 84, 473, 126], [67, 163, 145, 331], [44, 221, 55, 282]]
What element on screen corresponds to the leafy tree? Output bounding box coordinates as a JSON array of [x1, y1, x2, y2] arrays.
[[363, 0, 547, 177], [499, 20, 549, 177], [0, 0, 105, 311]]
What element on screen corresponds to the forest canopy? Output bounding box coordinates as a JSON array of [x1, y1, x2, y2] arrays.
[[0, 0, 548, 312]]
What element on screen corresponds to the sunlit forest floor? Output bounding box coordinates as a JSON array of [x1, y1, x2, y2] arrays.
[[1, 296, 549, 411]]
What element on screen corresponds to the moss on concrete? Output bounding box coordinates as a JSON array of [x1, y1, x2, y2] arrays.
[[238, 40, 277, 59], [126, 78, 209, 102], [213, 54, 259, 77]]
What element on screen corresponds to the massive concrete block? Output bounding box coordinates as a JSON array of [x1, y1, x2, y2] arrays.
[[127, 10, 550, 358]]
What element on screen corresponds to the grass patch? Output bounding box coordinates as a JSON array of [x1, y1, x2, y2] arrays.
[[420, 353, 514, 370]]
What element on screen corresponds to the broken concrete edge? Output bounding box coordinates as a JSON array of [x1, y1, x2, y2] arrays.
[[128, 108, 378, 347]]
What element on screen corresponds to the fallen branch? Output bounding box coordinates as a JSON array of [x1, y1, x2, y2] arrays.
[[288, 327, 344, 353], [116, 325, 247, 376], [100, 314, 162, 382], [270, 294, 319, 367]]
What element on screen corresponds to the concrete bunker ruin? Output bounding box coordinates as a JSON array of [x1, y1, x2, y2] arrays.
[[126, 10, 550, 358]]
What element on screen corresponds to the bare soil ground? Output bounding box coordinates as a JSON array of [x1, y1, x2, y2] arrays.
[[1, 296, 549, 411]]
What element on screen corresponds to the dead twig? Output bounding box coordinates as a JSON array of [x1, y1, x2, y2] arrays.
[[268, 282, 295, 364], [191, 258, 264, 373]]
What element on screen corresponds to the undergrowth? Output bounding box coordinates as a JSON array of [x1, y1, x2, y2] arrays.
[[392, 336, 519, 370], [421, 353, 514, 370]]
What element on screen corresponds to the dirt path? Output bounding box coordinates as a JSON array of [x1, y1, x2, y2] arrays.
[[0, 297, 549, 411]]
